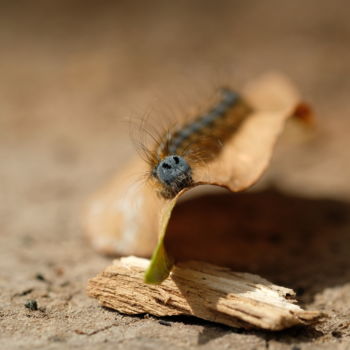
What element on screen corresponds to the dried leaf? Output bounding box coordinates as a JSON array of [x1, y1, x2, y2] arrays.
[[84, 72, 308, 283]]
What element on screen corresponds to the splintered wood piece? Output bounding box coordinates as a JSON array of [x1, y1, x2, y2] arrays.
[[87, 257, 322, 331]]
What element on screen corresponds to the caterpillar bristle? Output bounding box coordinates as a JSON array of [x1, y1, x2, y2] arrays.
[[132, 86, 253, 199]]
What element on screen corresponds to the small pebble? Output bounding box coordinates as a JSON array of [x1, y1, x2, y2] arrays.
[[25, 299, 38, 311], [35, 273, 46, 282]]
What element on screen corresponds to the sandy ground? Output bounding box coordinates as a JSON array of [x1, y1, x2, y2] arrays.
[[1, 1, 350, 349]]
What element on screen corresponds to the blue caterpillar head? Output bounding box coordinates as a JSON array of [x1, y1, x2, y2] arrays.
[[154, 155, 193, 198]]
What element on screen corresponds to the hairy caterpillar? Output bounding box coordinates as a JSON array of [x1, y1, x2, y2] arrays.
[[141, 87, 253, 199]]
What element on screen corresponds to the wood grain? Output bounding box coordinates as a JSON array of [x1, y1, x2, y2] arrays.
[[87, 257, 322, 330]]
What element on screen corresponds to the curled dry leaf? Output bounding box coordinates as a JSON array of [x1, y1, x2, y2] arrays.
[[84, 72, 309, 284]]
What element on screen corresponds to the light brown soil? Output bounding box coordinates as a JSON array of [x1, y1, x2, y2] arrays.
[[1, 1, 350, 349]]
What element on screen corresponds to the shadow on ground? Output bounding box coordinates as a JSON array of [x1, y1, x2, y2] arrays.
[[96, 188, 350, 346], [166, 188, 350, 305], [105, 187, 350, 345]]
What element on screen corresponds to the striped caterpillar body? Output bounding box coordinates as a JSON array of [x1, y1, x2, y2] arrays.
[[146, 87, 253, 199]]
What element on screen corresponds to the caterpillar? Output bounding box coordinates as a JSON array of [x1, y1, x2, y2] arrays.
[[143, 87, 253, 199]]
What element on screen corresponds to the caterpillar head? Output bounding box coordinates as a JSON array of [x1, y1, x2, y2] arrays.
[[153, 155, 193, 199]]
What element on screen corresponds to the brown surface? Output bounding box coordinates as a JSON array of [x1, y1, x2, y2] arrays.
[[1, 1, 350, 349]]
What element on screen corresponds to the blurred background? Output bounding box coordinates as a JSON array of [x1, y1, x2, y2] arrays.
[[1, 1, 350, 348]]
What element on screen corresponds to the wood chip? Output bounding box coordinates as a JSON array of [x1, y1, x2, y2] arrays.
[[87, 256, 322, 331]]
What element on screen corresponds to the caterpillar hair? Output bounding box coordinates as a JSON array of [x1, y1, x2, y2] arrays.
[[140, 87, 253, 199]]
